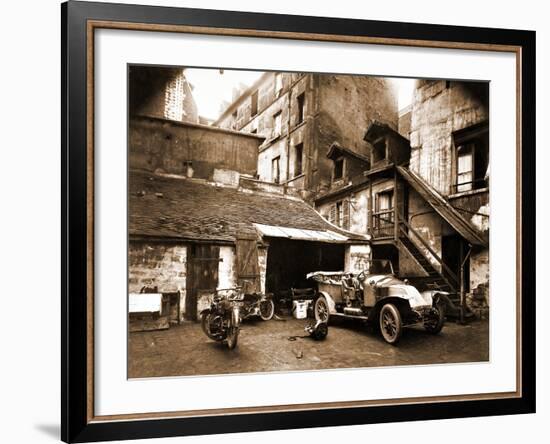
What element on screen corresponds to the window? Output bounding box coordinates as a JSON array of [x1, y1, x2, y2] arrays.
[[336, 201, 343, 227], [250, 90, 259, 117], [372, 138, 386, 164], [453, 123, 489, 193], [374, 190, 394, 236], [271, 156, 280, 184], [250, 128, 257, 134], [297, 92, 305, 124], [333, 157, 344, 181], [456, 144, 474, 192], [377, 190, 394, 213], [273, 111, 282, 137], [329, 200, 350, 230], [274, 73, 283, 95], [231, 109, 238, 129], [293, 143, 303, 177]]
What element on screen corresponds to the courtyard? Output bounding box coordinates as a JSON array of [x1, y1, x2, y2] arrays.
[[128, 317, 489, 379]]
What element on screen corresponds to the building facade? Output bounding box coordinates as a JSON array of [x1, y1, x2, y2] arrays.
[[407, 79, 490, 315], [314, 80, 490, 317], [213, 72, 398, 201], [129, 66, 199, 123]]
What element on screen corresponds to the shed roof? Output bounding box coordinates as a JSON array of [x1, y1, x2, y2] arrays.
[[129, 170, 368, 243], [364, 120, 410, 145]]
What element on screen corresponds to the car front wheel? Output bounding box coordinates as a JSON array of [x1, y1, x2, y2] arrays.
[[379, 303, 403, 345], [314, 295, 330, 324]]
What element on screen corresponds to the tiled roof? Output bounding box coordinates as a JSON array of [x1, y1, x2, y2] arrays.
[[129, 170, 366, 243]]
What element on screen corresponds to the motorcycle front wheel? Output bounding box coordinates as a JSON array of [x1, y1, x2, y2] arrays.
[[226, 326, 239, 349], [201, 311, 221, 341]]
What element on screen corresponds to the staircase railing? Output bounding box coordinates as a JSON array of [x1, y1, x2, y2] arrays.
[[397, 215, 459, 290], [371, 210, 394, 238]]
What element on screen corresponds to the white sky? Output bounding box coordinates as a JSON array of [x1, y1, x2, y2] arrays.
[[184, 68, 416, 121]]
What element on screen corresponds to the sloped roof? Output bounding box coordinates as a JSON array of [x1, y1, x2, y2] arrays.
[[129, 170, 367, 243], [364, 120, 410, 145], [397, 166, 488, 247], [326, 142, 370, 164]]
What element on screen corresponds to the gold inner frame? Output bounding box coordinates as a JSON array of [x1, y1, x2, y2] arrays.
[[85, 19, 523, 423]]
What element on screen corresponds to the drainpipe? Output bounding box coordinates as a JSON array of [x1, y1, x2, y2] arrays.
[[459, 244, 472, 323], [393, 169, 399, 241], [286, 78, 292, 185]]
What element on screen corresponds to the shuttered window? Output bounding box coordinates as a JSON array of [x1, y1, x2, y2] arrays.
[[342, 199, 350, 230], [329, 204, 337, 224], [329, 199, 350, 230]]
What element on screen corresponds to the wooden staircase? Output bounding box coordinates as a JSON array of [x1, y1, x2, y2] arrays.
[[396, 216, 471, 319], [398, 235, 456, 293]]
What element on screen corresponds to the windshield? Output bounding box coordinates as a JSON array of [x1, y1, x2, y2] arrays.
[[368, 259, 394, 275]]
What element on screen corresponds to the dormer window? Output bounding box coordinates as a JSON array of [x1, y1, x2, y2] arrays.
[[372, 138, 387, 164], [333, 157, 344, 181]]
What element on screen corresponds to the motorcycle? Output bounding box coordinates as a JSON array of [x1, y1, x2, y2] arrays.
[[200, 287, 244, 349]]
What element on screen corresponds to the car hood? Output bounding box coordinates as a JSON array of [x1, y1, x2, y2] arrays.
[[367, 275, 433, 308]]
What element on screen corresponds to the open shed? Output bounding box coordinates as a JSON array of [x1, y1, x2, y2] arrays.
[[129, 170, 370, 321]]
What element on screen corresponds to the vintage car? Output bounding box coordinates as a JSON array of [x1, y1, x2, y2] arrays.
[[306, 260, 446, 344]]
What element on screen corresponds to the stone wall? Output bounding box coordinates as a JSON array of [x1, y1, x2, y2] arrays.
[[314, 75, 398, 195], [470, 248, 489, 295], [129, 242, 267, 320], [258, 247, 268, 294], [129, 66, 199, 123], [345, 244, 372, 273], [449, 190, 490, 234], [318, 75, 398, 157], [257, 138, 289, 183], [316, 186, 369, 234], [128, 242, 187, 321], [398, 105, 412, 139], [409, 80, 489, 195]]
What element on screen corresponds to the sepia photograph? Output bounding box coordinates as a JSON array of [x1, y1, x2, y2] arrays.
[[127, 65, 490, 379]]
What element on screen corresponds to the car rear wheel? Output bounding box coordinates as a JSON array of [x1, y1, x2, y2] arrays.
[[379, 303, 403, 345], [424, 302, 445, 334], [314, 295, 330, 324]]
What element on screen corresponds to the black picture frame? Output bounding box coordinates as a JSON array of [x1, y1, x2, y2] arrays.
[[62, 1, 536, 442]]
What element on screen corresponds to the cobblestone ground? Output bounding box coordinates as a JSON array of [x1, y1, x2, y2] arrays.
[[128, 316, 489, 378]]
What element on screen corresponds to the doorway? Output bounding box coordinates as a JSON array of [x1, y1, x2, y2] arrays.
[[185, 244, 220, 321], [441, 234, 469, 292], [265, 239, 344, 296]]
